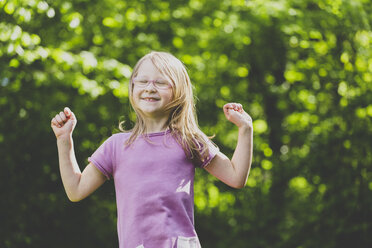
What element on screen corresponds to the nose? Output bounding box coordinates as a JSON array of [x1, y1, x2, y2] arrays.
[[144, 80, 157, 91]]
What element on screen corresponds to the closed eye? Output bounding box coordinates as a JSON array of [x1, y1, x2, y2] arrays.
[[137, 80, 148, 85]]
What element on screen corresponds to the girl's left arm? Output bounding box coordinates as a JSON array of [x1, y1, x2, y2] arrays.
[[204, 103, 253, 189]]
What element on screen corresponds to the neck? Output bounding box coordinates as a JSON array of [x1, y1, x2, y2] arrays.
[[143, 115, 169, 133]]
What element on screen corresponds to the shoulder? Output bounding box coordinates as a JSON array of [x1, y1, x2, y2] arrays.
[[109, 132, 132, 143], [98, 132, 131, 147], [92, 132, 132, 157], [111, 132, 131, 139]]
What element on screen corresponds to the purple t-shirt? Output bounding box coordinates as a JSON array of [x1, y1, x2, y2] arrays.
[[88, 130, 218, 248]]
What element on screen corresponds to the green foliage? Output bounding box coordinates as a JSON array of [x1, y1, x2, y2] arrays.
[[1, 0, 371, 247]]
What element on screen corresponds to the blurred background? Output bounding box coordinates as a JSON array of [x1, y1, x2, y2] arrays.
[[1, 0, 371, 247]]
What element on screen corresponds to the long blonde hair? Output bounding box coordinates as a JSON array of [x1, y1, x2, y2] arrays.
[[120, 51, 214, 164]]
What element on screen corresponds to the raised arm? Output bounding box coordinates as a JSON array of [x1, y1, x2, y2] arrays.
[[204, 103, 253, 189], [51, 107, 107, 202]]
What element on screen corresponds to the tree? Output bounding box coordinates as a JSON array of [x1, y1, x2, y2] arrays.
[[1, 0, 371, 247]]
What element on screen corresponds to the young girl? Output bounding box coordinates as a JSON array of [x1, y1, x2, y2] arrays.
[[51, 51, 253, 248]]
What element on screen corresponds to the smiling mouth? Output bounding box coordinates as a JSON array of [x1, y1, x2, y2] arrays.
[[142, 97, 160, 102]]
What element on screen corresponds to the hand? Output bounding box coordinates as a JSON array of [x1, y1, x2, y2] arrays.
[[223, 103, 252, 129], [51, 107, 77, 139]]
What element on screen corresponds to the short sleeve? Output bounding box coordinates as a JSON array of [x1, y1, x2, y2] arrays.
[[88, 136, 115, 180], [199, 140, 219, 168]]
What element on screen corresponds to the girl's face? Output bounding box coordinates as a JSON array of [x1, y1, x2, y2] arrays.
[[132, 59, 173, 119]]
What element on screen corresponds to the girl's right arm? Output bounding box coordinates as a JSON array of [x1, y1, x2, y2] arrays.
[[51, 107, 107, 202]]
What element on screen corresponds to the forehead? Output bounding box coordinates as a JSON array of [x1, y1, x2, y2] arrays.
[[136, 59, 163, 78]]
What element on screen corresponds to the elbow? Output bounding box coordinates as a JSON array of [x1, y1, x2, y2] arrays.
[[231, 180, 246, 189], [69, 197, 81, 203], [67, 193, 82, 202], [233, 183, 246, 189], [233, 171, 250, 189], [232, 178, 248, 189]]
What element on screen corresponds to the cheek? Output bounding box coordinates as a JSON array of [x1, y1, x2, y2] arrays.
[[162, 95, 173, 105], [165, 92, 172, 100], [131, 90, 142, 107], [163, 90, 174, 102], [132, 88, 141, 99]]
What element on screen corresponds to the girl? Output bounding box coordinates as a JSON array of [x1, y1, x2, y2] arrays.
[[51, 51, 253, 248]]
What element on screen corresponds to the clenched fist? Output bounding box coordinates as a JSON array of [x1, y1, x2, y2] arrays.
[[51, 107, 77, 139], [223, 103, 253, 129]]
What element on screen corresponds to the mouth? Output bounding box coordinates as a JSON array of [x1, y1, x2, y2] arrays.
[[141, 97, 160, 102]]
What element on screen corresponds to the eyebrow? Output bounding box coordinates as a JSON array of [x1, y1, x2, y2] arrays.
[[134, 76, 168, 81]]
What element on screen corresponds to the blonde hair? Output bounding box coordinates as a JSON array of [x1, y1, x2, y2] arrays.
[[120, 51, 214, 164]]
